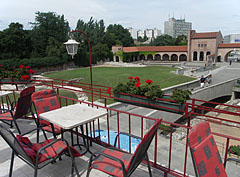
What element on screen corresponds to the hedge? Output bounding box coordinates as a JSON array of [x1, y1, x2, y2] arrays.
[[0, 56, 68, 70]]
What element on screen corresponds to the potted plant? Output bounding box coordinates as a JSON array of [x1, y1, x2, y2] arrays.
[[112, 76, 191, 114], [228, 145, 240, 157], [0, 64, 34, 84], [159, 123, 171, 135]]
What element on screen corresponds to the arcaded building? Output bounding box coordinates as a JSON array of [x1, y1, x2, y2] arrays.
[[112, 30, 240, 63]]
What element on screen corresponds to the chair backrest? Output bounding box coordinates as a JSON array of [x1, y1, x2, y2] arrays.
[[31, 89, 60, 116], [126, 118, 162, 175], [0, 124, 33, 164], [188, 121, 227, 177], [14, 86, 35, 119]]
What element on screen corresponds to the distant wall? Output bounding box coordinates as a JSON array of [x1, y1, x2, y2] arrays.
[[32, 64, 67, 74]]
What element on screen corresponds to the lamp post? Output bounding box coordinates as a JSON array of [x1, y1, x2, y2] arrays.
[[64, 30, 93, 105]]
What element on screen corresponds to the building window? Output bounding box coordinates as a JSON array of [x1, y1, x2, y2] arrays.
[[204, 44, 207, 47], [201, 44, 204, 47], [198, 44, 200, 47]]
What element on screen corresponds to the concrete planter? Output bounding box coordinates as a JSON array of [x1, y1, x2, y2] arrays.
[[114, 93, 185, 114]]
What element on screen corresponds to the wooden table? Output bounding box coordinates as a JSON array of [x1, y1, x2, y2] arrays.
[[39, 103, 107, 154]]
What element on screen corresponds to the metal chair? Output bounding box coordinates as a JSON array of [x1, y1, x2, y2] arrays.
[[87, 118, 162, 177], [0, 124, 81, 177], [188, 121, 240, 177], [31, 89, 63, 141], [0, 86, 35, 134]]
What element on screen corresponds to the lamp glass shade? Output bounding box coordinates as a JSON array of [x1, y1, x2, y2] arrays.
[[64, 39, 80, 58]]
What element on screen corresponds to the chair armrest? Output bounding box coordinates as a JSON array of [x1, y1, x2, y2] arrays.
[[224, 157, 240, 168], [35, 139, 68, 164], [89, 151, 127, 177], [114, 132, 142, 147]]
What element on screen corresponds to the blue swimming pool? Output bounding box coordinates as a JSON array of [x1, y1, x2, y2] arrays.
[[89, 130, 141, 152]]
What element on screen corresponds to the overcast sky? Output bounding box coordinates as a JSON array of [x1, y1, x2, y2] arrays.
[[1, 0, 239, 36]]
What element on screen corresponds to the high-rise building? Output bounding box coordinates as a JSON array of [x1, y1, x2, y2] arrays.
[[164, 17, 192, 38], [137, 28, 161, 39], [224, 34, 240, 43]]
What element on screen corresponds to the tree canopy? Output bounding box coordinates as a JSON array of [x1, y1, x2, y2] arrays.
[[0, 12, 134, 67]]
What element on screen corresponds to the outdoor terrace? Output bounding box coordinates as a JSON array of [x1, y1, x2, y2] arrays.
[[0, 78, 240, 177]]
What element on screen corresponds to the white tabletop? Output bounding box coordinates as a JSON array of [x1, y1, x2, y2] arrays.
[[0, 91, 12, 97], [39, 104, 107, 129]]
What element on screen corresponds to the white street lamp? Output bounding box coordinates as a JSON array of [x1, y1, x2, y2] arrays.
[[64, 39, 80, 59]]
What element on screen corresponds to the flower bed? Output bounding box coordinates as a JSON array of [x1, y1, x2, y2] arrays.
[[0, 64, 34, 84], [111, 76, 191, 114]]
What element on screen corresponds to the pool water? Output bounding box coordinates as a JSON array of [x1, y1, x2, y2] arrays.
[[89, 130, 141, 152]]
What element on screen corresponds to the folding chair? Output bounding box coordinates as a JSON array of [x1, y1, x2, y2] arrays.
[[188, 121, 240, 177], [31, 89, 62, 141], [0, 124, 81, 177], [0, 86, 35, 134], [87, 118, 162, 177]]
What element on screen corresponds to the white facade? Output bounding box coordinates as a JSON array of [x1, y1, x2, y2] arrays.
[[164, 17, 192, 38], [224, 34, 240, 43], [137, 28, 162, 39]]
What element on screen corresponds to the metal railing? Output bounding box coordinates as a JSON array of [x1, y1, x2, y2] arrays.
[[0, 78, 239, 177]]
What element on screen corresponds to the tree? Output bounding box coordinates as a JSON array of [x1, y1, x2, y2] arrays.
[[0, 22, 32, 59], [151, 35, 176, 46], [30, 11, 70, 57], [175, 35, 188, 46], [92, 43, 111, 62], [106, 24, 134, 47]]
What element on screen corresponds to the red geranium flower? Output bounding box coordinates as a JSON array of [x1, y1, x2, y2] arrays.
[[21, 75, 30, 80], [107, 88, 111, 94], [134, 76, 140, 82], [25, 66, 31, 69], [135, 82, 141, 88], [0, 64, 3, 67], [146, 79, 153, 84], [28, 69, 35, 74], [128, 76, 133, 80], [19, 65, 24, 68]]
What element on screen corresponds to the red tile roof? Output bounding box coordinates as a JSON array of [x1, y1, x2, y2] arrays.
[[192, 32, 220, 39], [218, 43, 240, 48], [123, 46, 187, 53]]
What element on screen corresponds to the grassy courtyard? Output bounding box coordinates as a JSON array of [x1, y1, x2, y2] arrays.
[[44, 66, 195, 89]]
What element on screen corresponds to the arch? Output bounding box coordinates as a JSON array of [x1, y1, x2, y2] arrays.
[[206, 51, 211, 56], [193, 51, 197, 61], [154, 54, 161, 60], [199, 51, 204, 61], [140, 54, 145, 60], [147, 54, 153, 60], [126, 56, 130, 62], [162, 54, 169, 61], [116, 56, 119, 62], [179, 54, 187, 61], [224, 49, 240, 62], [171, 54, 178, 61], [217, 56, 221, 62]]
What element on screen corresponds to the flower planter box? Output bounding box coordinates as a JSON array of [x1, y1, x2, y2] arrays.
[[0, 78, 31, 84], [114, 93, 186, 114]]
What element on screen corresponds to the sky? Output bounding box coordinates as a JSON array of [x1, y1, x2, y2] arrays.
[[0, 0, 240, 37]]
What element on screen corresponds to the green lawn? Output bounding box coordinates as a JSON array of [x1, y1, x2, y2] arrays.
[[44, 66, 195, 89]]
